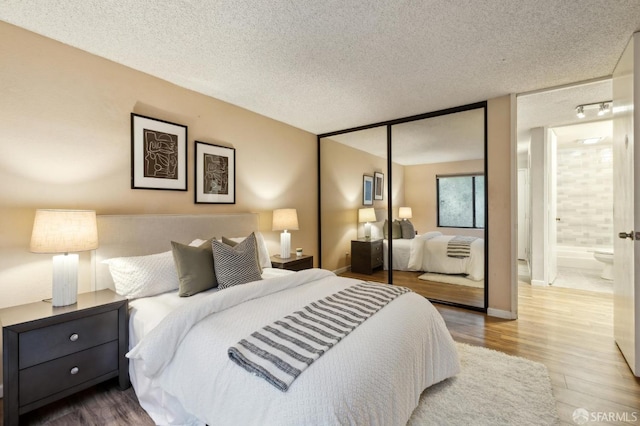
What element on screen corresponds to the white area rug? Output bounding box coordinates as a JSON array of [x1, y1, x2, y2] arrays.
[[418, 272, 484, 288], [409, 342, 559, 426]]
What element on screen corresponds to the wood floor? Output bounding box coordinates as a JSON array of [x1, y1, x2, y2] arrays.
[[341, 269, 485, 308], [436, 282, 640, 425], [1, 281, 638, 425]]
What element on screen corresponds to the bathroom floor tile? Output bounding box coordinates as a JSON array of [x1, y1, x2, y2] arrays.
[[551, 266, 613, 294], [516, 261, 612, 294]]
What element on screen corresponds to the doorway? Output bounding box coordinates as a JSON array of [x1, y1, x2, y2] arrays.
[[516, 78, 613, 292]]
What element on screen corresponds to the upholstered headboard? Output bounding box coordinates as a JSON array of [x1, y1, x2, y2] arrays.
[[92, 213, 259, 291]]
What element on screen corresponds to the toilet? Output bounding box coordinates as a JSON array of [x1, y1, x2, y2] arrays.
[[593, 248, 614, 280]]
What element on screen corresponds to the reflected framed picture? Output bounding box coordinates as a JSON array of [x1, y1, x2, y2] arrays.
[[363, 175, 374, 206], [131, 113, 188, 191], [195, 141, 236, 204], [374, 171, 384, 200]]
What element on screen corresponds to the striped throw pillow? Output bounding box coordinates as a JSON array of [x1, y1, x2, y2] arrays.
[[212, 232, 263, 289]]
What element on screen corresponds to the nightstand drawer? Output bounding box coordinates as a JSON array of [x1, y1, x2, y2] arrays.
[[19, 340, 119, 406], [19, 310, 118, 369], [370, 242, 383, 267]]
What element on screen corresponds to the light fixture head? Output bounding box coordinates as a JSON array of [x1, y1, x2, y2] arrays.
[[597, 102, 610, 116], [576, 105, 585, 119]]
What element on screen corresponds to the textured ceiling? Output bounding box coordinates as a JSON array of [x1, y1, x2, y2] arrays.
[[1, 0, 639, 136], [328, 108, 484, 165]]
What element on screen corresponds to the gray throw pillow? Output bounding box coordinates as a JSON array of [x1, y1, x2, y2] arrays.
[[171, 238, 217, 297], [384, 219, 402, 239], [222, 235, 263, 272], [400, 220, 415, 239], [212, 232, 263, 289]]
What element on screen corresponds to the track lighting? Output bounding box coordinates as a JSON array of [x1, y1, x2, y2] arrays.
[[575, 101, 612, 118]]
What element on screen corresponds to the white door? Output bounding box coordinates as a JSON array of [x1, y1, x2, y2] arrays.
[[547, 129, 558, 284], [613, 33, 639, 377]]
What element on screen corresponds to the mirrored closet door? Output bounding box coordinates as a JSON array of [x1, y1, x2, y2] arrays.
[[320, 126, 390, 284], [319, 102, 488, 310]]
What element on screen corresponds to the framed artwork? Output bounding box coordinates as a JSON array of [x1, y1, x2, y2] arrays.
[[374, 171, 384, 200], [195, 141, 236, 204], [363, 175, 374, 206], [131, 113, 187, 191]]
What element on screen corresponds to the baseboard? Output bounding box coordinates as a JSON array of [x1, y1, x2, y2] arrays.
[[487, 308, 517, 319], [531, 279, 547, 286], [332, 266, 350, 275]]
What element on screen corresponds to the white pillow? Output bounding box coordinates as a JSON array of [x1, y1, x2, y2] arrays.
[[418, 231, 442, 240], [224, 232, 272, 269], [103, 251, 179, 299]]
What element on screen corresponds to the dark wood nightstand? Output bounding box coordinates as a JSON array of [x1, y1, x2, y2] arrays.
[[351, 239, 384, 274], [1, 289, 129, 426], [270, 254, 314, 271]]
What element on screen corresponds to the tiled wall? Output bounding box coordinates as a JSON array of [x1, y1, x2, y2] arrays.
[[556, 143, 613, 247]]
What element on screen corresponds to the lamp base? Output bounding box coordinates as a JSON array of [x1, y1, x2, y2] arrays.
[[280, 231, 291, 259], [52, 253, 78, 307], [364, 222, 372, 240]]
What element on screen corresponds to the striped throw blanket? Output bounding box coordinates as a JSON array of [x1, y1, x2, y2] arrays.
[[228, 282, 411, 391], [446, 236, 477, 258]]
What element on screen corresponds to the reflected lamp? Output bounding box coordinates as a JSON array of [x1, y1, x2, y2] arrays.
[[399, 207, 412, 221], [30, 209, 98, 306], [358, 208, 376, 240], [272, 208, 299, 259]]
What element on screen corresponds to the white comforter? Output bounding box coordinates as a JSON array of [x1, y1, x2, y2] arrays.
[[127, 269, 459, 425], [408, 233, 485, 281]]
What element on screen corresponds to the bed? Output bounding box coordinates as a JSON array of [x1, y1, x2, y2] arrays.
[[382, 231, 485, 281], [93, 213, 460, 425]]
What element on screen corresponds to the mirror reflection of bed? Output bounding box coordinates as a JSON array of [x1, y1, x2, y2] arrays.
[[341, 227, 485, 308], [319, 103, 487, 310]]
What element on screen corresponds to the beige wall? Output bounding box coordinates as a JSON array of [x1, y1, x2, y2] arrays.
[[320, 138, 404, 272], [0, 22, 318, 308], [405, 159, 485, 239]]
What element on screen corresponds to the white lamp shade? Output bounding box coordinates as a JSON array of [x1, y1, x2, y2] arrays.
[[272, 209, 299, 231], [30, 209, 98, 253], [358, 208, 376, 223], [399, 207, 412, 220]]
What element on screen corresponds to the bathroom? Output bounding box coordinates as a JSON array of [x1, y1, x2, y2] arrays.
[[553, 120, 613, 293]]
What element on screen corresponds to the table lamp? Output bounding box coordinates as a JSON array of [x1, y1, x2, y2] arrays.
[[399, 207, 412, 220], [358, 208, 376, 240], [272, 208, 299, 259], [30, 209, 99, 306]]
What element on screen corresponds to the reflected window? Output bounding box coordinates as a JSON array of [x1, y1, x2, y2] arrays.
[[437, 174, 485, 228]]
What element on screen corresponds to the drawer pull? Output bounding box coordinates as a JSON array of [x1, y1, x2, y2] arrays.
[[69, 333, 79, 342], [70, 366, 79, 375]]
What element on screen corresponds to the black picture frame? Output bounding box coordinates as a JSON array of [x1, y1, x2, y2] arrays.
[[374, 171, 384, 200], [195, 141, 236, 204], [363, 175, 374, 206], [131, 113, 187, 191]]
